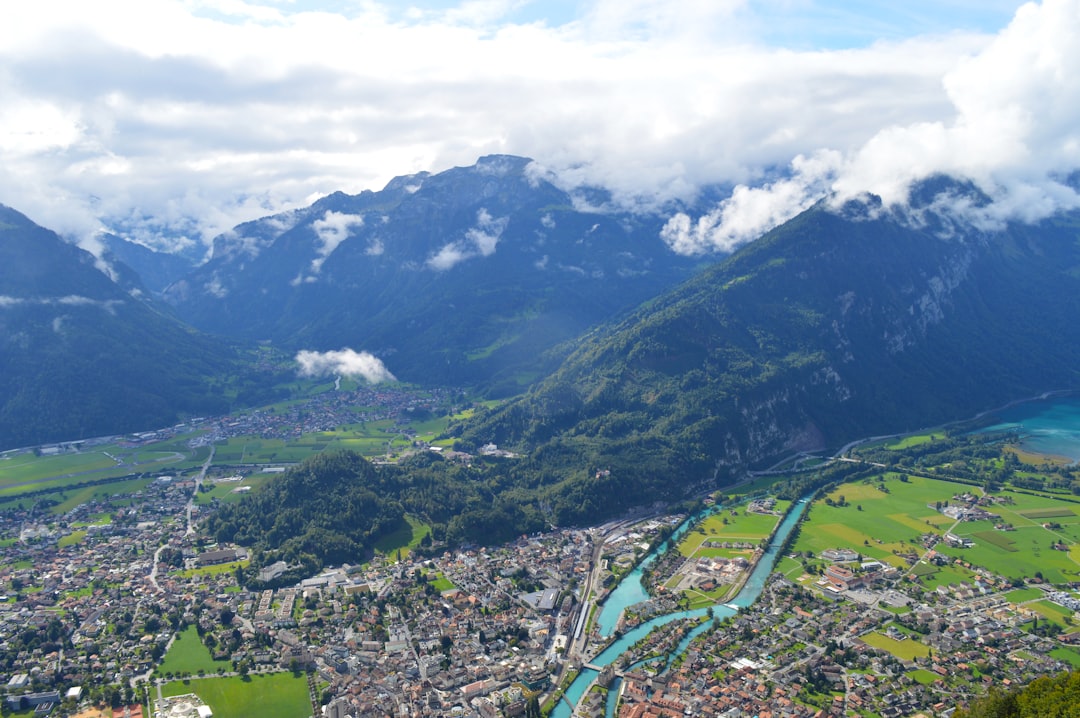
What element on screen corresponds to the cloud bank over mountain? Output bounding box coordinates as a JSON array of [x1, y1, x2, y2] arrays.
[[663, 0, 1080, 254], [0, 0, 1073, 254]]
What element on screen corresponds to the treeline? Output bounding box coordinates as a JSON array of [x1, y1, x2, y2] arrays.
[[205, 446, 721, 581], [956, 671, 1080, 717]]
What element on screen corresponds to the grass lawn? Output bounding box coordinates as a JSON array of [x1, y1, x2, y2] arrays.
[[1028, 600, 1077, 629], [1050, 647, 1080, 668], [907, 669, 940, 685], [910, 563, 976, 591], [678, 506, 782, 558], [194, 476, 275, 505], [372, 515, 431, 560], [58, 530, 87, 548], [161, 672, 310, 718], [156, 626, 231, 677], [885, 433, 943, 450], [860, 631, 931, 661], [791, 474, 957, 564], [49, 477, 155, 514], [427, 572, 454, 592], [174, 561, 249, 579], [1003, 588, 1044, 603], [775, 555, 806, 580], [792, 473, 1080, 586]]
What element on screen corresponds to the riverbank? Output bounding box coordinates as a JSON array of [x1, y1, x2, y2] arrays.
[[550, 495, 815, 718]]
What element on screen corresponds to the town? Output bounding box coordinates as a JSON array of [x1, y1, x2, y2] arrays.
[[2, 454, 1079, 718]]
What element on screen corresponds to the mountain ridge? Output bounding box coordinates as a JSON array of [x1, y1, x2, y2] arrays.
[[447, 194, 1080, 525], [0, 204, 252, 449], [162, 155, 702, 393]]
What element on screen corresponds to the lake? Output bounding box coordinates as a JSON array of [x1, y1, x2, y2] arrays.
[[977, 395, 1080, 461]]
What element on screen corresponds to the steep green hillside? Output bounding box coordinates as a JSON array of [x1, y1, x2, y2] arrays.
[[0, 205, 255, 449], [450, 197, 1080, 524]]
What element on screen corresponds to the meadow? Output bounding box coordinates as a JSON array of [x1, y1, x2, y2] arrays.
[[790, 474, 959, 567], [677, 503, 786, 559], [159, 672, 310, 718], [859, 630, 931, 661], [156, 626, 231, 677], [791, 471, 1080, 587]]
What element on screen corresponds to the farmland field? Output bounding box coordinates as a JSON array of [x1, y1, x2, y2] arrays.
[[791, 472, 1080, 586], [676, 504, 784, 559]]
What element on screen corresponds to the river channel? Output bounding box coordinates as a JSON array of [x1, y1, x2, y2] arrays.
[[551, 495, 813, 718]]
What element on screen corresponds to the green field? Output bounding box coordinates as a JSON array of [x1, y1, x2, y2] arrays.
[[156, 626, 231, 677], [372, 515, 431, 560], [678, 504, 785, 558], [860, 630, 931, 661], [884, 433, 942, 450], [1050, 647, 1080, 668], [907, 668, 940, 685], [938, 491, 1080, 584], [791, 473, 1080, 585], [195, 476, 276, 505], [160, 672, 310, 718], [41, 476, 157, 515], [791, 474, 958, 566]]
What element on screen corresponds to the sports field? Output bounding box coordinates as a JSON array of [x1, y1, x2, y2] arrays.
[[159, 672, 310, 718]]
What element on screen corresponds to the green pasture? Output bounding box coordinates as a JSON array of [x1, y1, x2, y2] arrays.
[[372, 515, 431, 560], [58, 530, 87, 548], [885, 433, 942, 450], [0, 451, 119, 486], [160, 672, 310, 718], [1028, 600, 1076, 630], [776, 555, 808, 580], [860, 630, 931, 661], [793, 474, 1080, 585], [174, 560, 249, 579], [156, 626, 231, 677], [195, 476, 275, 505], [1003, 588, 1043, 603], [940, 523, 1079, 584], [678, 505, 783, 558], [1050, 647, 1080, 669], [211, 420, 418, 465], [33, 476, 155, 515], [909, 562, 976, 591], [427, 572, 454, 592], [791, 474, 957, 561], [907, 669, 940, 685]]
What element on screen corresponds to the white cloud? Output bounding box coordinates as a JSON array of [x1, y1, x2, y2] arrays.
[[668, 0, 1080, 253], [0, 295, 123, 313], [0, 0, 1074, 254], [294, 348, 396, 383], [426, 208, 509, 270], [307, 210, 363, 276]]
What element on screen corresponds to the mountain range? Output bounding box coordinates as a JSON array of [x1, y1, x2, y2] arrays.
[[6, 160, 1080, 542], [162, 155, 700, 392]]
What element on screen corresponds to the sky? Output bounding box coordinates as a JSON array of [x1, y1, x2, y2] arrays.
[[1, 0, 1077, 257]]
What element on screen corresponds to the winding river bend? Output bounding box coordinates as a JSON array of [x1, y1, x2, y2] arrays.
[[552, 495, 813, 718]]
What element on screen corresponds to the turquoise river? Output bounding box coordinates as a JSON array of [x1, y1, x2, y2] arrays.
[[551, 394, 1080, 716], [551, 495, 813, 718]]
